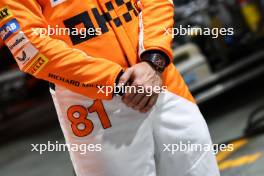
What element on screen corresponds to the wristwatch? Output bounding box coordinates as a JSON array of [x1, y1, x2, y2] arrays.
[[140, 50, 170, 73]]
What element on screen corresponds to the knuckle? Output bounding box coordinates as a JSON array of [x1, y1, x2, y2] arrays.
[[138, 102, 145, 107], [145, 86, 152, 91], [133, 80, 142, 86], [119, 77, 126, 82], [122, 98, 128, 104], [135, 106, 141, 110], [146, 104, 153, 109], [133, 106, 139, 110], [146, 106, 151, 110], [127, 102, 134, 107], [140, 109, 148, 113], [131, 103, 137, 108], [127, 68, 133, 73]]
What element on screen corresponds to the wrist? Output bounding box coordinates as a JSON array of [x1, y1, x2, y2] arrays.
[[142, 61, 158, 73], [114, 70, 125, 96]]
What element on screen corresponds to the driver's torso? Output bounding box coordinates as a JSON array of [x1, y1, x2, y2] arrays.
[[38, 0, 140, 67]]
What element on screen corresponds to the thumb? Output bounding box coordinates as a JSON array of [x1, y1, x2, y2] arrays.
[[118, 68, 133, 86]]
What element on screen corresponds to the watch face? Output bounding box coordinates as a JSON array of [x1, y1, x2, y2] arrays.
[[141, 52, 167, 72], [156, 59, 166, 67], [153, 56, 166, 68]]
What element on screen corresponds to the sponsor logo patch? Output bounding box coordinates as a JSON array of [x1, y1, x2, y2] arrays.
[[0, 6, 13, 23], [63, 0, 138, 45], [50, 0, 67, 7], [0, 19, 20, 41], [25, 54, 49, 75], [14, 43, 39, 69], [6, 31, 29, 54]]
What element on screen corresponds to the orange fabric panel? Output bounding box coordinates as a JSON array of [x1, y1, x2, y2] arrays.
[[140, 0, 174, 61], [163, 64, 196, 104], [0, 0, 123, 100], [0, 0, 195, 103]]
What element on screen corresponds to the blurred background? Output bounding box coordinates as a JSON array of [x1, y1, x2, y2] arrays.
[[0, 0, 264, 175]]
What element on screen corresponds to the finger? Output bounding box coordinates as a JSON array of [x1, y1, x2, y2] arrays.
[[124, 80, 144, 108], [140, 94, 159, 113], [131, 79, 143, 87], [118, 68, 133, 86], [123, 92, 137, 107], [137, 96, 151, 112], [122, 82, 136, 105], [131, 93, 145, 109]]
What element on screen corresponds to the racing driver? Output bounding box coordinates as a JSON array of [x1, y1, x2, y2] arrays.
[[0, 0, 220, 176]]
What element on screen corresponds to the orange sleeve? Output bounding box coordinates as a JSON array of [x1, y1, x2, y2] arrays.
[[0, 1, 123, 100], [139, 0, 174, 61]]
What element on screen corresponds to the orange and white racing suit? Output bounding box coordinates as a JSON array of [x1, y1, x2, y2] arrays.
[[0, 0, 220, 176]]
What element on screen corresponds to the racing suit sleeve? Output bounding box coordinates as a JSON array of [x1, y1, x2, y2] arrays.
[[139, 0, 174, 62], [0, 0, 123, 100]]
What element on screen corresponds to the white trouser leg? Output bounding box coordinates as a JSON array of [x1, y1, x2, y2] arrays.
[[50, 86, 156, 176], [152, 91, 220, 176]]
